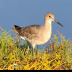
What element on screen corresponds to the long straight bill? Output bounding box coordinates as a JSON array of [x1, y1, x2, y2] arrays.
[[54, 19, 63, 27]]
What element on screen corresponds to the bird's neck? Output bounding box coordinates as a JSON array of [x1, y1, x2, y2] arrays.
[[44, 20, 52, 28], [44, 20, 52, 34]]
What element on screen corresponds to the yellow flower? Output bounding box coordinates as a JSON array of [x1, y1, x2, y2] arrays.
[[56, 54, 61, 59], [24, 65, 30, 70], [8, 64, 14, 70], [9, 53, 15, 60], [0, 68, 3, 70]]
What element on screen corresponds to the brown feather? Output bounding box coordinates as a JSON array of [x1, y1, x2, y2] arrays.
[[14, 25, 41, 39]]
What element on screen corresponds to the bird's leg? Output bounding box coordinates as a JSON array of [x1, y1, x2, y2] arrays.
[[26, 42, 29, 54], [33, 46, 36, 56], [33, 48, 35, 56], [35, 46, 38, 54]]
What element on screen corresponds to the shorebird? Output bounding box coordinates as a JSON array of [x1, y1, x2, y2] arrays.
[[12, 12, 63, 55]]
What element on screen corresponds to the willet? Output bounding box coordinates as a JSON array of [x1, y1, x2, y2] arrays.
[[12, 12, 63, 55]]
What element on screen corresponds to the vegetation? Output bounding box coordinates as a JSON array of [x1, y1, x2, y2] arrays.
[[0, 26, 72, 70]]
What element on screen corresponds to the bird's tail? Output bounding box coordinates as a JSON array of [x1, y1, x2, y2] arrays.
[[12, 25, 21, 34]]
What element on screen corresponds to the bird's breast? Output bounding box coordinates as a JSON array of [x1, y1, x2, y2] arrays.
[[43, 30, 52, 43], [36, 28, 52, 45]]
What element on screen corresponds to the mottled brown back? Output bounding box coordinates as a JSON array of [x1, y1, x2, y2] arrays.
[[14, 25, 41, 39]]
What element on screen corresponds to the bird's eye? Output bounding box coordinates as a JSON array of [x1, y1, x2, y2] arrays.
[[49, 16, 51, 17]]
